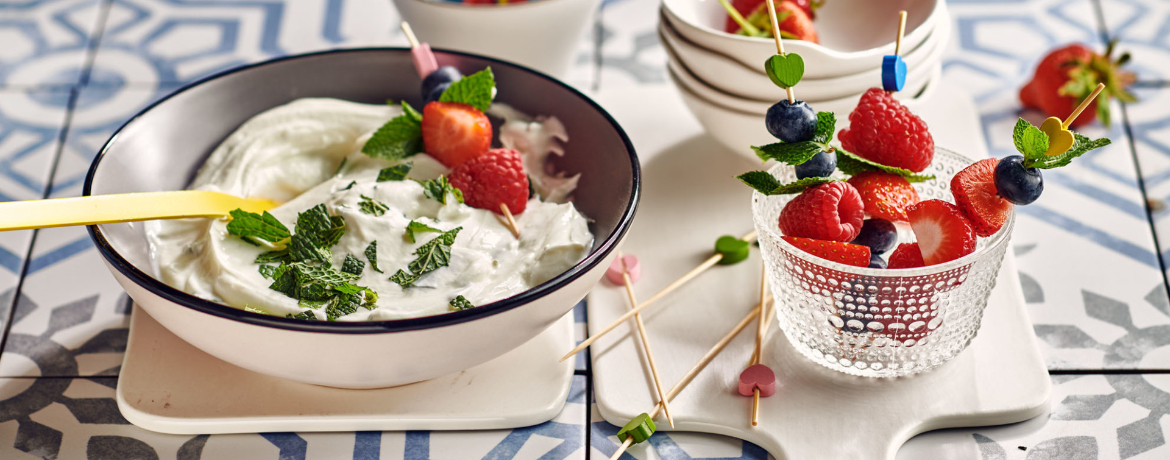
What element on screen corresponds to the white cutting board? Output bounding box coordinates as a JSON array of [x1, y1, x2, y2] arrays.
[[587, 82, 1050, 460], [116, 306, 575, 434]]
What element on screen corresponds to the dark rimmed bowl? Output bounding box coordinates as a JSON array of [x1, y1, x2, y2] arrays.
[[86, 48, 639, 388]]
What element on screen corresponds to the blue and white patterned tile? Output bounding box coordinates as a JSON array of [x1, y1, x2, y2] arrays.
[[0, 87, 71, 351], [89, 0, 407, 87], [0, 375, 588, 460], [596, 0, 666, 88], [1098, 0, 1170, 82], [942, 0, 1170, 370], [0, 0, 103, 89]]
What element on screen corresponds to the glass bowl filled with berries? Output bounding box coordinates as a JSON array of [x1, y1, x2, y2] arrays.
[[740, 87, 1110, 377]]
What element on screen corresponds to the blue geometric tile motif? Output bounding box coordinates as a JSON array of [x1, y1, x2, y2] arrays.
[[0, 1, 99, 88]]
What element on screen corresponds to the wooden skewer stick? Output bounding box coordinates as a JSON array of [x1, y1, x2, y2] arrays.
[[749, 265, 769, 427], [559, 230, 759, 362], [609, 297, 773, 460], [618, 251, 675, 428], [499, 204, 521, 238], [894, 11, 907, 57], [764, 0, 796, 104], [401, 21, 420, 49], [1063, 83, 1106, 130]]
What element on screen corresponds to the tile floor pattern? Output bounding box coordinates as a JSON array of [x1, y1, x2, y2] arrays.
[[2, 0, 1170, 458]]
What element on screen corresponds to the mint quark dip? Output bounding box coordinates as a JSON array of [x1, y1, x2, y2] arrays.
[[145, 98, 592, 321]]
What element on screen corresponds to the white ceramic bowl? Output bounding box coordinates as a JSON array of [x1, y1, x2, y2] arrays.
[[662, 0, 945, 79], [86, 49, 640, 389], [393, 0, 602, 78], [659, 9, 948, 102], [671, 61, 941, 158]]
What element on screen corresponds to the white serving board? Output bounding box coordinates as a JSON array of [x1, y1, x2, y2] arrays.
[[116, 306, 575, 434], [587, 82, 1051, 460]]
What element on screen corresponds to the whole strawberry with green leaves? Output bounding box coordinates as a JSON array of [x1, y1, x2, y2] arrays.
[[1020, 41, 1135, 127]]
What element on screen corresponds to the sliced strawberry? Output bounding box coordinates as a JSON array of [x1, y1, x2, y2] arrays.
[[906, 200, 977, 266], [847, 171, 920, 222], [952, 158, 1013, 237], [887, 243, 925, 269], [782, 236, 871, 267], [421, 101, 492, 168]]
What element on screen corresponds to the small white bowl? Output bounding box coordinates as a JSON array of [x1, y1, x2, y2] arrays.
[[392, 0, 602, 78], [662, 0, 945, 79], [670, 61, 941, 159], [659, 12, 947, 103]]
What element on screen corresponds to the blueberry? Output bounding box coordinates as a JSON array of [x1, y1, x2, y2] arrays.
[[994, 155, 1044, 205], [795, 150, 837, 179], [765, 100, 817, 143], [851, 219, 898, 254], [424, 82, 451, 104], [868, 252, 887, 269], [421, 66, 462, 102]]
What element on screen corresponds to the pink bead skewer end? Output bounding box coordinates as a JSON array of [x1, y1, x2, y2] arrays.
[[412, 43, 438, 80], [738, 364, 777, 397], [605, 254, 641, 285]]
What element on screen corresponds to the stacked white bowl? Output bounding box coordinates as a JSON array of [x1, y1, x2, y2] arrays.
[[660, 0, 949, 157]]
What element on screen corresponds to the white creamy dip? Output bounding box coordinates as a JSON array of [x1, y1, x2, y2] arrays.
[[146, 98, 593, 320]]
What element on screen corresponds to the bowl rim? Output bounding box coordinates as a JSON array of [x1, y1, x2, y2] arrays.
[[83, 47, 641, 334], [396, 0, 573, 10], [661, 0, 943, 60]]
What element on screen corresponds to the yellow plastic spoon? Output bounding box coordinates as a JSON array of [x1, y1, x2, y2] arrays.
[[0, 190, 279, 232]]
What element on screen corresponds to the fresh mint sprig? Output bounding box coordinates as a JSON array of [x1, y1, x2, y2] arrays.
[[751, 112, 835, 165], [439, 68, 495, 112], [737, 172, 841, 195], [362, 101, 424, 161], [1011, 118, 1111, 169], [226, 210, 290, 245], [835, 148, 935, 182]]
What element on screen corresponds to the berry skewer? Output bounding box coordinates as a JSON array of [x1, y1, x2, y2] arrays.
[[765, 0, 797, 105], [609, 295, 776, 460], [613, 252, 676, 428], [559, 231, 757, 362], [741, 266, 776, 427]]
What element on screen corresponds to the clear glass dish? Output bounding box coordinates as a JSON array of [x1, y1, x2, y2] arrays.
[[752, 148, 1014, 378]]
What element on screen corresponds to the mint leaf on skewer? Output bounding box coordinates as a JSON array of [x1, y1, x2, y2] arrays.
[[362, 102, 424, 161], [737, 171, 841, 195], [835, 148, 934, 182], [1027, 132, 1111, 169], [439, 68, 495, 112]]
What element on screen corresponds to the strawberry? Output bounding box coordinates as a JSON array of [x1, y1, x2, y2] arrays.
[[778, 181, 865, 242], [951, 158, 1013, 237], [782, 236, 871, 267], [847, 171, 920, 222], [1019, 42, 1135, 128], [906, 200, 977, 266], [448, 148, 529, 215], [421, 101, 492, 168], [725, 0, 819, 43], [838, 88, 934, 172], [887, 243, 925, 269]]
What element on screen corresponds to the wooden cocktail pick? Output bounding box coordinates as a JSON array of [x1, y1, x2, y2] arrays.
[[615, 252, 675, 428], [1040, 83, 1106, 157], [882, 11, 909, 92]]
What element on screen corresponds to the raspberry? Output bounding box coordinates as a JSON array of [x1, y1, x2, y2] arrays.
[[887, 243, 925, 269], [778, 181, 865, 242], [448, 149, 530, 215], [847, 171, 920, 222], [838, 88, 934, 173]]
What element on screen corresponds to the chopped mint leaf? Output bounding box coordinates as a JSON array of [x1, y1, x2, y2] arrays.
[[341, 254, 364, 276], [334, 282, 365, 295], [287, 310, 317, 320], [255, 248, 289, 264], [342, 181, 357, 191], [390, 227, 462, 287], [244, 305, 268, 315], [334, 157, 348, 176], [377, 162, 413, 182], [362, 101, 424, 161], [226, 209, 290, 244], [267, 262, 376, 319], [751, 141, 823, 165], [358, 195, 389, 216], [528, 175, 536, 198], [258, 264, 289, 280], [737, 171, 841, 195], [417, 176, 464, 204], [389, 269, 420, 287], [288, 233, 332, 265], [438, 68, 495, 112], [404, 220, 441, 243], [1028, 132, 1111, 169], [835, 148, 935, 182], [295, 204, 346, 248], [449, 295, 474, 311], [365, 241, 382, 273], [812, 111, 836, 144], [1012, 118, 1050, 162]]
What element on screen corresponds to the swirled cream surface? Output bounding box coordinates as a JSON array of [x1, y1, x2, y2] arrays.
[[146, 98, 592, 321]]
